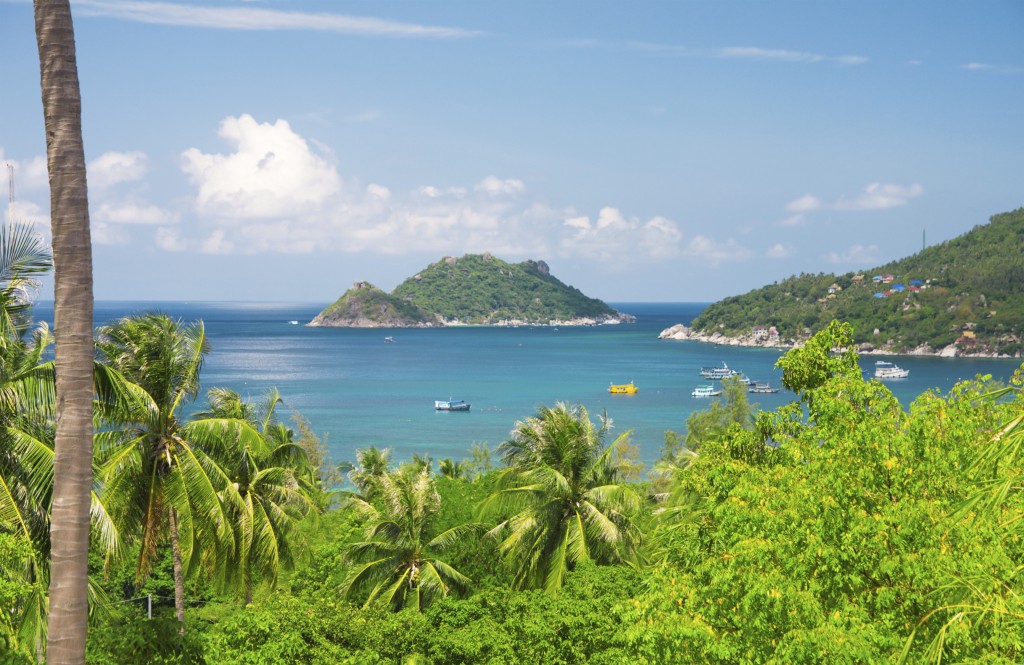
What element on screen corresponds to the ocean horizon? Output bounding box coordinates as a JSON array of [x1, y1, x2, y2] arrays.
[[31, 301, 1024, 468]]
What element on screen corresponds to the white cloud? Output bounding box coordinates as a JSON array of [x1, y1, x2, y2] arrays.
[[475, 176, 525, 197], [765, 243, 794, 259], [200, 229, 235, 255], [88, 151, 148, 188], [684, 235, 753, 266], [181, 114, 342, 219], [828, 243, 879, 265], [785, 194, 821, 212], [94, 201, 176, 225], [155, 226, 187, 251], [718, 47, 867, 65], [75, 0, 480, 38], [559, 206, 684, 262], [833, 182, 923, 210]]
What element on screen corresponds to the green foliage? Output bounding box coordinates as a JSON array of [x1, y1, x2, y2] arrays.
[[390, 254, 624, 324], [691, 207, 1024, 354], [315, 282, 435, 327]]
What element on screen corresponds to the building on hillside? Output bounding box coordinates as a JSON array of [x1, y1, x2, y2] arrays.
[[828, 283, 842, 294], [752, 325, 769, 340]]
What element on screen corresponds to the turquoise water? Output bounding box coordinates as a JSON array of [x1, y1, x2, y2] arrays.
[[33, 301, 1023, 466]]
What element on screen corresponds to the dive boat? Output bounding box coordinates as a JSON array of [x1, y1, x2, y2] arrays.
[[435, 399, 470, 412], [692, 385, 723, 397], [874, 361, 909, 379], [699, 362, 739, 380], [609, 382, 638, 394], [748, 382, 780, 394]]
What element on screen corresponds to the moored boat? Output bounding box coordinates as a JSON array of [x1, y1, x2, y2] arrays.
[[692, 385, 723, 397], [609, 382, 638, 394], [699, 362, 739, 380], [748, 382, 779, 394], [874, 361, 909, 379], [435, 399, 470, 411]]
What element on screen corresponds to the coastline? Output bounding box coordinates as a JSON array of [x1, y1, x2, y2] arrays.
[[657, 324, 1021, 360]]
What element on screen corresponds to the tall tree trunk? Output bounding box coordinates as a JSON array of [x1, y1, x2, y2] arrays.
[[168, 508, 187, 634], [34, 1, 94, 663]]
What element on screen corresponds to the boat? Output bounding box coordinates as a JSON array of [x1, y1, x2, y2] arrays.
[[435, 399, 470, 412], [609, 382, 638, 394], [692, 385, 723, 397], [288, 320, 299, 325], [699, 362, 740, 380], [874, 361, 909, 379], [384, 336, 394, 343], [748, 382, 780, 394]]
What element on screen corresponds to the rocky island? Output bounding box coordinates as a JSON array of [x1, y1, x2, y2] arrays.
[[309, 253, 634, 328], [660, 208, 1024, 358]]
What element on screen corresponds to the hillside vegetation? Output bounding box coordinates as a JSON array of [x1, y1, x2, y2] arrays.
[[312, 253, 630, 327], [690, 207, 1024, 355]]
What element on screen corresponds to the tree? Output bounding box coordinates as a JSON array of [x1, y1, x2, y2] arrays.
[[93, 314, 233, 632], [192, 387, 317, 604], [34, 0, 95, 661], [479, 403, 641, 593], [347, 446, 393, 500], [340, 467, 476, 611]]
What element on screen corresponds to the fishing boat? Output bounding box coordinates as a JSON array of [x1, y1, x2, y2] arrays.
[[692, 385, 723, 397], [699, 362, 739, 380], [384, 336, 394, 343], [435, 399, 470, 412], [748, 382, 780, 394], [874, 361, 909, 379], [609, 382, 638, 394]]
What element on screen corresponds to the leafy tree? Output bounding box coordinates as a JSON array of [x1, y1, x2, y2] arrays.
[[93, 314, 235, 632], [340, 467, 477, 611], [347, 446, 393, 500], [479, 403, 641, 593]]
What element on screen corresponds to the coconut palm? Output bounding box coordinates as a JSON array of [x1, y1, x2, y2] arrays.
[[340, 467, 476, 611], [478, 402, 642, 594], [192, 387, 317, 604], [33, 1, 96, 660], [347, 446, 393, 500], [93, 313, 236, 631]]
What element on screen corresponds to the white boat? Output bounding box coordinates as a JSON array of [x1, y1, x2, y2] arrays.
[[699, 362, 739, 380], [692, 385, 723, 397], [435, 399, 470, 412], [748, 382, 779, 394], [874, 361, 909, 379]]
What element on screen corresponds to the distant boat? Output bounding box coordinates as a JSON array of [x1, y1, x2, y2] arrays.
[[692, 385, 723, 397], [288, 320, 299, 325], [874, 361, 909, 379], [699, 362, 739, 380], [748, 382, 780, 394], [609, 381, 638, 394], [435, 399, 470, 412], [385, 336, 394, 343]]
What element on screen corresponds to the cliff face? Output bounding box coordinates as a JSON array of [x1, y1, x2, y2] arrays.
[[310, 255, 634, 328]]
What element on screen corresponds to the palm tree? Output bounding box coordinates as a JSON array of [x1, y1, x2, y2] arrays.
[[93, 314, 235, 632], [340, 467, 476, 611], [33, 1, 96, 661], [347, 446, 393, 500], [191, 387, 317, 604], [478, 402, 642, 594]]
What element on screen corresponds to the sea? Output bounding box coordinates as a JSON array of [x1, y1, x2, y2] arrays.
[[31, 301, 1023, 468]]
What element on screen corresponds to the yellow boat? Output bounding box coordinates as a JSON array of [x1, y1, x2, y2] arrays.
[[608, 382, 638, 394]]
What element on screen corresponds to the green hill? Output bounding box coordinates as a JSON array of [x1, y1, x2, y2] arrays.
[[311, 254, 631, 327], [689, 207, 1024, 356]]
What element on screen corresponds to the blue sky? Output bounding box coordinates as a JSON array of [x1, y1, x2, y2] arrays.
[[1, 0, 1021, 303]]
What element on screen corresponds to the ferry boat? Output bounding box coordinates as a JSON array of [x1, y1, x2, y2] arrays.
[[435, 399, 470, 412], [692, 385, 723, 397], [874, 361, 909, 379], [748, 382, 780, 394], [699, 362, 740, 380], [609, 382, 638, 394]]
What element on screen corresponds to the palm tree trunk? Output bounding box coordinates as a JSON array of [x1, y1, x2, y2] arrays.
[[168, 508, 187, 634], [34, 1, 95, 663]]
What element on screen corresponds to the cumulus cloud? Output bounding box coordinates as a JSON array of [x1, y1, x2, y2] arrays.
[[88, 151, 149, 188], [765, 243, 794, 259], [475, 176, 525, 197], [833, 182, 924, 210], [94, 201, 177, 225], [828, 243, 879, 265], [181, 114, 342, 219], [684, 235, 753, 266], [786, 194, 821, 212], [560, 207, 684, 262], [155, 226, 187, 251]]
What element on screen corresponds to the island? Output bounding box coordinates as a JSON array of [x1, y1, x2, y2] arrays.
[[661, 207, 1024, 358], [309, 253, 635, 328]]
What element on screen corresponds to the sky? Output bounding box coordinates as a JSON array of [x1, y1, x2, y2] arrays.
[[1, 0, 1021, 304]]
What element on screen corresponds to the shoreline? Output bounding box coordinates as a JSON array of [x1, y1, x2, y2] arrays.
[[657, 324, 1021, 360]]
